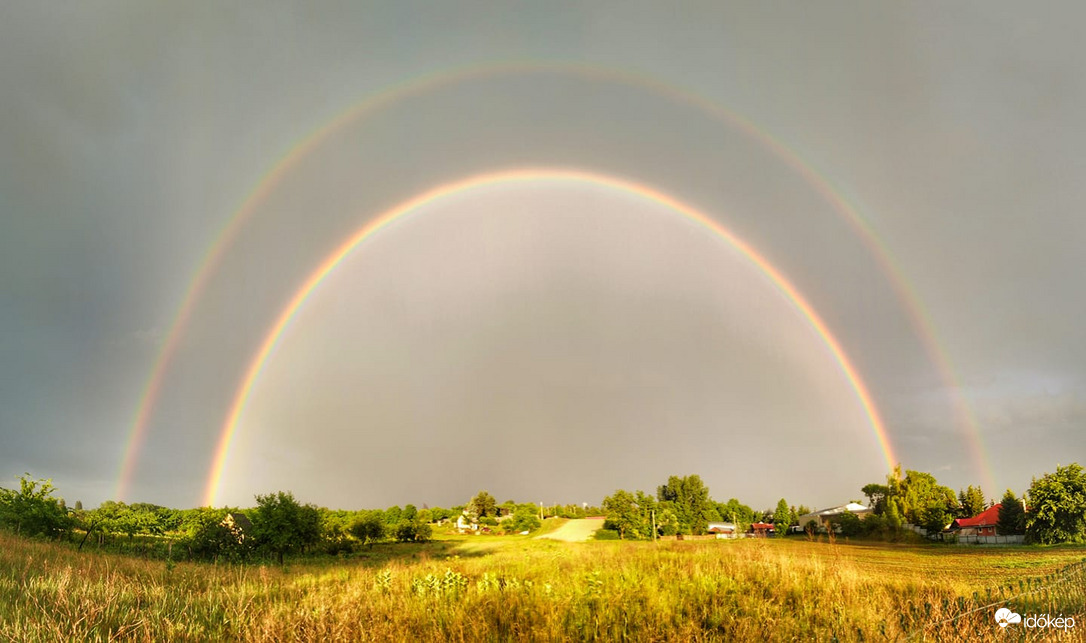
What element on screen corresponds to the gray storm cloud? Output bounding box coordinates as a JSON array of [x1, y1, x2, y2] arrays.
[[1, 2, 1083, 509]]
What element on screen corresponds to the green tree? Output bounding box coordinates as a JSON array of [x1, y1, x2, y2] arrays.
[[0, 474, 71, 538], [179, 507, 249, 561], [414, 521, 432, 542], [1025, 464, 1086, 545], [350, 511, 386, 546], [861, 483, 889, 514], [656, 474, 715, 534], [919, 499, 953, 535], [602, 490, 642, 540], [505, 506, 542, 534], [996, 489, 1026, 536], [885, 498, 902, 531], [250, 491, 321, 564], [772, 498, 791, 536], [394, 520, 431, 543], [716, 498, 755, 532], [872, 466, 957, 528], [656, 505, 680, 536], [835, 511, 863, 537], [92, 501, 140, 539], [468, 491, 497, 518], [957, 485, 986, 518]]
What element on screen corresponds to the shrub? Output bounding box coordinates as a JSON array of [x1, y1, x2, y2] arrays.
[[394, 521, 432, 543]]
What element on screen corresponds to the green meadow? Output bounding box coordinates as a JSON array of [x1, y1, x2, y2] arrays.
[[2, 527, 1083, 642]]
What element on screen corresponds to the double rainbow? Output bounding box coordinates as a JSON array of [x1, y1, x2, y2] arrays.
[[114, 61, 992, 504]]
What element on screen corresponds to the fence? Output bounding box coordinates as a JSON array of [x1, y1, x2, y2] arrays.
[[953, 534, 1025, 545], [903, 524, 1027, 545], [898, 558, 1086, 641]]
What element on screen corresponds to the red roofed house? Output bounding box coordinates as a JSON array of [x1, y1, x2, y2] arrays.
[[749, 522, 775, 538], [951, 504, 1002, 536]]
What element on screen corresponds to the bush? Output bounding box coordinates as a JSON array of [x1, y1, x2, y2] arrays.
[[504, 507, 542, 534], [834, 512, 863, 538], [350, 512, 385, 546], [0, 475, 71, 539], [394, 521, 432, 543], [594, 529, 620, 540], [180, 508, 251, 562]]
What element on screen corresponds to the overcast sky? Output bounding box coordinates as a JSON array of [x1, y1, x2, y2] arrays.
[[2, 3, 1083, 511]]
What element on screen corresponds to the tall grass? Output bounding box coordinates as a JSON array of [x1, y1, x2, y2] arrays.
[[1, 531, 1082, 641]]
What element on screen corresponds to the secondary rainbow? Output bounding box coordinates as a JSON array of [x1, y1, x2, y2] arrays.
[[117, 61, 993, 501], [203, 168, 895, 506]]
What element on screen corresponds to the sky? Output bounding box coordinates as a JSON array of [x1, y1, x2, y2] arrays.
[[2, 3, 1083, 512]]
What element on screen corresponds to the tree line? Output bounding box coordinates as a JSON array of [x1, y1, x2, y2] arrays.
[[0, 479, 597, 563], [853, 463, 1086, 543], [2, 462, 1083, 562], [599, 474, 812, 539]]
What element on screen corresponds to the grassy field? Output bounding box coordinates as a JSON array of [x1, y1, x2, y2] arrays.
[[2, 529, 1083, 641]]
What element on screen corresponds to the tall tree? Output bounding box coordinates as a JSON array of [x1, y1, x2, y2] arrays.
[[772, 498, 791, 536], [1025, 464, 1086, 545], [957, 485, 986, 518], [885, 498, 902, 530], [468, 491, 497, 518], [350, 511, 385, 546], [874, 467, 958, 527], [602, 490, 645, 540], [861, 483, 889, 514], [996, 489, 1026, 536], [657, 474, 715, 534], [384, 506, 403, 526], [250, 491, 321, 564]]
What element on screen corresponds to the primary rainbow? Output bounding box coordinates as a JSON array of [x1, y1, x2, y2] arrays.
[[203, 168, 895, 506], [117, 60, 994, 502]]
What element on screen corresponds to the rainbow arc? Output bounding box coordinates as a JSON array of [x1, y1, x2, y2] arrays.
[[203, 169, 895, 506]]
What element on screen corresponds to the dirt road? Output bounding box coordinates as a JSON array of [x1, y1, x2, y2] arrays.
[[536, 517, 605, 542]]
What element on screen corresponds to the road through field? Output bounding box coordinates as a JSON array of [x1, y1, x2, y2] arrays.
[[536, 517, 605, 542]]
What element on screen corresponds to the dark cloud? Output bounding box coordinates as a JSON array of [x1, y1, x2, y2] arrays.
[[2, 3, 1083, 509]]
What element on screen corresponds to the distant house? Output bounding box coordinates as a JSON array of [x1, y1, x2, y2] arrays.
[[798, 503, 872, 531], [749, 522, 775, 537], [456, 512, 479, 534], [707, 522, 737, 539], [221, 512, 252, 541], [951, 504, 1002, 536]]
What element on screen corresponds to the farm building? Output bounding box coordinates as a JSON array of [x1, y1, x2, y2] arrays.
[[456, 512, 479, 534], [749, 522, 775, 537], [950, 504, 1002, 536], [707, 522, 737, 539], [797, 502, 872, 530]]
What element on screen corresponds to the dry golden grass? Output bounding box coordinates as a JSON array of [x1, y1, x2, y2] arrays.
[[2, 531, 1083, 641]]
